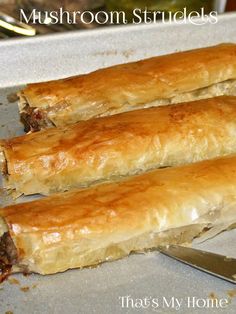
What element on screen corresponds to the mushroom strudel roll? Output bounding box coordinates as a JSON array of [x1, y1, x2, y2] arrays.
[[18, 43, 236, 131], [0, 155, 236, 278], [2, 96, 236, 196]]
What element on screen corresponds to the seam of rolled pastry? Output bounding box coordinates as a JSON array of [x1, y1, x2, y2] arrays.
[[0, 148, 7, 176], [21, 224, 210, 275], [17, 44, 236, 130], [0, 145, 9, 189], [0, 145, 22, 199]]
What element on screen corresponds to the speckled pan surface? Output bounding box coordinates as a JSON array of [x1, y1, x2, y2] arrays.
[[0, 13, 236, 314]]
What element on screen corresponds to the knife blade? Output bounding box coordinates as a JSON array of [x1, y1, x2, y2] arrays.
[[158, 245, 236, 284]]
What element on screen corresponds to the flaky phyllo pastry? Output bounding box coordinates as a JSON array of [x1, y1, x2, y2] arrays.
[[18, 44, 236, 131], [1, 43, 236, 282], [0, 155, 236, 279], [2, 96, 236, 196]]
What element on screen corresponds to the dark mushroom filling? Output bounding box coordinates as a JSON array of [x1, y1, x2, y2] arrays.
[[20, 104, 54, 132], [0, 232, 18, 283]]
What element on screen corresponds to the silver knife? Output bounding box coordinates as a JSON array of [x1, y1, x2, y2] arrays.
[[158, 245, 236, 284]]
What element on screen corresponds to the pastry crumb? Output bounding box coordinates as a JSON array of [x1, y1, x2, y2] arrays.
[[7, 93, 18, 103], [209, 292, 218, 300], [20, 286, 30, 292]]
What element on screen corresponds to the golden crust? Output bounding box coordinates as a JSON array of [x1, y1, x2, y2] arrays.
[[18, 44, 236, 129], [1, 155, 236, 274], [3, 96, 236, 196]]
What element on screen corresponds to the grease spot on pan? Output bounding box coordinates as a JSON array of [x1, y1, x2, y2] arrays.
[[93, 49, 134, 59]]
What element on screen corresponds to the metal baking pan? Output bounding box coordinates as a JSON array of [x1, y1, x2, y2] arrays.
[[0, 13, 236, 314]]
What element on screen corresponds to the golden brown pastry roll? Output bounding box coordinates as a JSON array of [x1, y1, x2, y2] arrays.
[[0, 155, 236, 277], [18, 43, 236, 131], [2, 96, 236, 196]]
